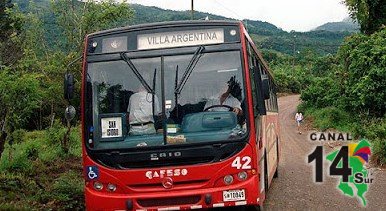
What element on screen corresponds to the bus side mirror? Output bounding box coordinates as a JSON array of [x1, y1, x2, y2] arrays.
[[262, 78, 270, 100], [64, 73, 74, 100], [65, 105, 76, 121]]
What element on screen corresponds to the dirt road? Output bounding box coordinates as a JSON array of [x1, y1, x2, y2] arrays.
[[264, 95, 386, 210]]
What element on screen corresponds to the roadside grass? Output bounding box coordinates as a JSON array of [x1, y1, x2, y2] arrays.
[[298, 103, 386, 166], [0, 124, 84, 210], [297, 104, 354, 132]]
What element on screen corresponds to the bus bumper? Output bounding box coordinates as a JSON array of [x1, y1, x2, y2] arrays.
[[85, 175, 260, 211]]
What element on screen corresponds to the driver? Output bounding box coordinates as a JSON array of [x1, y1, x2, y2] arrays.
[[127, 73, 160, 135], [204, 76, 242, 115]]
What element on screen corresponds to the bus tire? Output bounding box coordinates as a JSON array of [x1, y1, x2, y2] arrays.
[[264, 152, 268, 192], [273, 167, 278, 178], [273, 139, 279, 178], [248, 205, 262, 211]]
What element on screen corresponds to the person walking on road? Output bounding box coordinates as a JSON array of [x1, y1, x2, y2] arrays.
[[295, 112, 303, 134]]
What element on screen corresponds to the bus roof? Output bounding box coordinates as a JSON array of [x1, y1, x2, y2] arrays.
[[88, 20, 241, 38]]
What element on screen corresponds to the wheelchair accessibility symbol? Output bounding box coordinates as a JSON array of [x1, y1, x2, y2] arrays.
[[86, 166, 99, 180]]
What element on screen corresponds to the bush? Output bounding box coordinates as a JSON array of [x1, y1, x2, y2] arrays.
[[46, 119, 67, 146], [300, 102, 386, 164], [10, 129, 26, 145], [0, 203, 31, 210], [372, 139, 386, 165], [0, 143, 34, 174], [337, 29, 386, 117], [51, 171, 84, 210], [300, 77, 342, 109], [301, 106, 353, 131], [68, 126, 82, 158], [272, 65, 305, 93], [0, 125, 82, 173], [352, 118, 386, 165], [0, 173, 39, 203], [0, 128, 84, 210]]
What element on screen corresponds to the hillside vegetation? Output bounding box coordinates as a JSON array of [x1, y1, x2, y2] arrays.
[[129, 4, 352, 55], [298, 28, 386, 164], [314, 17, 359, 32], [299, 0, 386, 164]]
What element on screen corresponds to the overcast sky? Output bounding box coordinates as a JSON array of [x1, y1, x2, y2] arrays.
[[127, 0, 349, 32]]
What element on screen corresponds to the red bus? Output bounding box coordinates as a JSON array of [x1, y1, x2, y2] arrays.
[[72, 20, 280, 210]]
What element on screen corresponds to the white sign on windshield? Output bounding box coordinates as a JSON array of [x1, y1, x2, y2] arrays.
[[101, 117, 122, 138], [137, 28, 224, 50]]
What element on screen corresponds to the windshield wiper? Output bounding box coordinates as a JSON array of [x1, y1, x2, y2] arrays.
[[174, 46, 205, 95], [120, 52, 154, 94]]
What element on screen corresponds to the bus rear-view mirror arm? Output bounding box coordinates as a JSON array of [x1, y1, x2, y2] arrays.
[[64, 73, 75, 100], [63, 55, 82, 101]]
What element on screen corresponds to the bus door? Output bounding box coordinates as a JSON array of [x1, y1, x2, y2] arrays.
[[246, 40, 267, 198]]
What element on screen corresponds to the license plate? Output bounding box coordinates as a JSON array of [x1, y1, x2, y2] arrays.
[[223, 189, 246, 202]]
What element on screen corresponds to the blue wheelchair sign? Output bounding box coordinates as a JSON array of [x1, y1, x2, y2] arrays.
[[86, 166, 99, 180]]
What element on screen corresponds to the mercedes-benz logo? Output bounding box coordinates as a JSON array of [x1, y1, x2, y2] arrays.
[[162, 177, 173, 189]]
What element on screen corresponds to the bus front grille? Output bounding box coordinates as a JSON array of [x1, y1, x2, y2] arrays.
[[137, 195, 201, 207], [128, 179, 209, 192]]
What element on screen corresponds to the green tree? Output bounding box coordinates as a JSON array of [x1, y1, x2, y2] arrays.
[[337, 28, 386, 117], [344, 0, 386, 34], [0, 0, 24, 66], [52, 0, 134, 53], [0, 68, 43, 157]]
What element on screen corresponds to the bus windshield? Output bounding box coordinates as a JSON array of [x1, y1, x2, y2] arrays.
[[86, 50, 247, 150]]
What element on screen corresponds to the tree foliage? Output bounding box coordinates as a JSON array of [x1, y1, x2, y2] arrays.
[[337, 28, 386, 117], [0, 67, 43, 156], [52, 0, 134, 53], [0, 0, 24, 66], [302, 28, 386, 117], [344, 0, 386, 34], [300, 28, 386, 164], [0, 0, 134, 156]]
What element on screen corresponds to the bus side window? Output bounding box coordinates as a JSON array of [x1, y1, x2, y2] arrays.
[[267, 74, 273, 112], [247, 42, 266, 117], [257, 63, 271, 111], [251, 46, 266, 115], [270, 80, 277, 112], [247, 43, 259, 116]]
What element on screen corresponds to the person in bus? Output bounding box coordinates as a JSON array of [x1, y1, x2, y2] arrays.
[[127, 74, 160, 135], [295, 112, 304, 134], [204, 76, 242, 116]]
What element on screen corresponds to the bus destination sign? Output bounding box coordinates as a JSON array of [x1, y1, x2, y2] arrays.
[[137, 28, 224, 50]]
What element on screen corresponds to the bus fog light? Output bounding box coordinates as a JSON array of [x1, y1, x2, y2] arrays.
[[224, 175, 234, 185], [238, 171, 248, 181], [93, 181, 103, 190], [107, 183, 116, 192]]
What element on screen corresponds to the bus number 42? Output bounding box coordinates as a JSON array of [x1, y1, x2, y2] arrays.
[[232, 156, 252, 169], [308, 146, 352, 182]]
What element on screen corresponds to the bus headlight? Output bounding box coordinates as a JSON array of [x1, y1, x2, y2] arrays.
[[107, 183, 117, 192], [237, 171, 248, 181], [93, 181, 103, 191], [224, 175, 234, 185]]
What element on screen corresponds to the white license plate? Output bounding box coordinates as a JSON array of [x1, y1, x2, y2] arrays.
[[223, 189, 245, 202]]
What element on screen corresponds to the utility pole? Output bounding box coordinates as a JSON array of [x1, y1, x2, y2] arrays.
[[191, 0, 194, 20]]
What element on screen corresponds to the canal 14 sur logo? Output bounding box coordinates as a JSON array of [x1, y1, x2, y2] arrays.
[[307, 132, 373, 206]]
